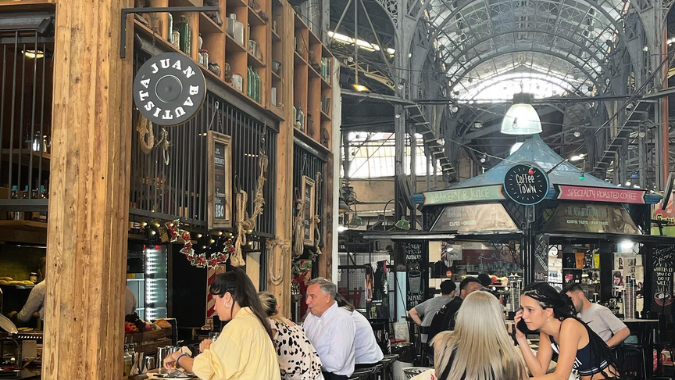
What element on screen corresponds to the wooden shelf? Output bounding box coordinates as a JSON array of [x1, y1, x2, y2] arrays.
[[321, 76, 332, 89], [199, 12, 224, 34], [271, 70, 282, 81], [308, 64, 321, 78], [293, 128, 330, 155], [294, 51, 308, 66], [0, 1, 55, 11], [135, 19, 190, 58], [227, 0, 248, 7], [1, 149, 51, 169], [248, 51, 266, 68], [0, 220, 48, 231], [248, 5, 267, 25], [169, 0, 203, 6], [268, 105, 285, 121], [226, 34, 247, 53], [272, 29, 281, 42], [294, 12, 309, 30], [321, 110, 331, 121]]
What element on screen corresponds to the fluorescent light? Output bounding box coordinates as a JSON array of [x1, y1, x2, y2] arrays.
[[337, 225, 348, 233], [510, 142, 523, 155], [570, 154, 585, 162], [620, 240, 634, 250]]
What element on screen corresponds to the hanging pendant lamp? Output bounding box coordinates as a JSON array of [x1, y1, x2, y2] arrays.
[[501, 93, 542, 135]]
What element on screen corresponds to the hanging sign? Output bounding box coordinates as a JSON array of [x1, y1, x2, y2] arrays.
[[431, 203, 520, 233], [557, 185, 646, 204], [207, 131, 232, 229], [423, 185, 504, 206], [133, 52, 206, 126], [503, 164, 549, 205]]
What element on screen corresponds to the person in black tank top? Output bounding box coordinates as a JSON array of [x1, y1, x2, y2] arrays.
[[432, 291, 527, 380], [515, 283, 623, 380]]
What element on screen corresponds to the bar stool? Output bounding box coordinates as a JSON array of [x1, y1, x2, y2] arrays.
[[349, 367, 376, 380], [378, 353, 399, 380]]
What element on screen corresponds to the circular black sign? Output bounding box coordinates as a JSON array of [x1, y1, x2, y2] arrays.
[[133, 52, 206, 126], [503, 164, 549, 205]]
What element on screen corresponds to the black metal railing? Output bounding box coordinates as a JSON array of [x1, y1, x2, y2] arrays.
[[130, 52, 277, 236], [293, 144, 326, 246], [0, 31, 52, 210]]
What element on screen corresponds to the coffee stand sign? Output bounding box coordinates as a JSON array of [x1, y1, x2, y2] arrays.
[[503, 164, 549, 205]]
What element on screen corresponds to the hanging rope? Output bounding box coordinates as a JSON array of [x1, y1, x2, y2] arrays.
[[313, 172, 322, 255], [155, 128, 171, 165], [231, 154, 269, 267], [266, 239, 289, 285], [293, 189, 305, 257], [136, 114, 154, 154]]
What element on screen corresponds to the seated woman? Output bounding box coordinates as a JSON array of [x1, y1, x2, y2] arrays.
[[163, 269, 281, 380], [432, 291, 528, 380], [515, 282, 622, 380], [258, 291, 324, 380]]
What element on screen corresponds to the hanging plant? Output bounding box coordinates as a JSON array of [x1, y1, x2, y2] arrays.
[[165, 219, 234, 269]]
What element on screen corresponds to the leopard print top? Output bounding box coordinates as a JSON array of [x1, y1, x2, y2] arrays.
[[269, 319, 323, 380]]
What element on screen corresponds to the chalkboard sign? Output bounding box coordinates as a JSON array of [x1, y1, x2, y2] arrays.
[[302, 176, 316, 246], [403, 241, 427, 310], [651, 246, 675, 314], [208, 131, 232, 229], [503, 164, 549, 205]]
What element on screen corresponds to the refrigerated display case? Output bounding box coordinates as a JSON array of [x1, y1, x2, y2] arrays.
[[126, 244, 168, 320]]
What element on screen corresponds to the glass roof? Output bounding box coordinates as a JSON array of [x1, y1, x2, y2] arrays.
[[429, 0, 627, 99]]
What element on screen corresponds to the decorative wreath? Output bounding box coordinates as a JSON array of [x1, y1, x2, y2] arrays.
[[165, 219, 234, 269]]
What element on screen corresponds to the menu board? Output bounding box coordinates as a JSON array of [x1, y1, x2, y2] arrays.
[[651, 246, 675, 314], [301, 176, 316, 246], [403, 241, 427, 310], [208, 131, 232, 229]]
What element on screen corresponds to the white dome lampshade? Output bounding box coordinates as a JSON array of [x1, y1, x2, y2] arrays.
[[501, 103, 542, 135]]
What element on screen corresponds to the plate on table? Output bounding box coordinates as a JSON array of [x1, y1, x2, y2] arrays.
[[153, 371, 198, 379]]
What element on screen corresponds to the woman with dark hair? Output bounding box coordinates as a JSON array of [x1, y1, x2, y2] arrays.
[[163, 269, 281, 380], [515, 282, 622, 380]]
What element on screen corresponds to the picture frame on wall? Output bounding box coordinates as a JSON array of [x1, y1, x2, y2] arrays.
[[207, 131, 232, 230], [302, 175, 316, 246]]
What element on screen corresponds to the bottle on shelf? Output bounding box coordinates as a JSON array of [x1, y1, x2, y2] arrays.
[[123, 345, 132, 377], [39, 185, 48, 222], [7, 186, 18, 220], [297, 105, 305, 132], [177, 15, 191, 56], [172, 29, 181, 50], [167, 13, 174, 43]]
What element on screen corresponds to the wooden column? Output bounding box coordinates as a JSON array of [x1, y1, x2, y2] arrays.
[[267, 0, 294, 315], [43, 1, 133, 379]]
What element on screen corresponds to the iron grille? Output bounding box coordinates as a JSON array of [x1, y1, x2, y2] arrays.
[[0, 30, 52, 205], [130, 52, 277, 236], [293, 144, 326, 246]]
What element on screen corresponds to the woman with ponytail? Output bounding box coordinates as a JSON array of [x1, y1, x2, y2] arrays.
[[515, 282, 622, 380], [163, 269, 281, 380], [258, 291, 323, 380]]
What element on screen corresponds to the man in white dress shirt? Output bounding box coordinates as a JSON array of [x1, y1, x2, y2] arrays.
[[304, 278, 356, 380]]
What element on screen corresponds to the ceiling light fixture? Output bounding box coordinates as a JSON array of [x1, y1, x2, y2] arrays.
[[22, 49, 44, 59], [501, 93, 542, 135]]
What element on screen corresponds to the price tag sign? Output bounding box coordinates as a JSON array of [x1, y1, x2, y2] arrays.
[[133, 52, 206, 126], [503, 164, 549, 205]]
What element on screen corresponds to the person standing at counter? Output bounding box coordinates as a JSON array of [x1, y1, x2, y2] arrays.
[[562, 283, 630, 348], [163, 269, 280, 380], [334, 293, 384, 366], [515, 282, 623, 380], [304, 278, 356, 380], [258, 291, 324, 380], [408, 279, 456, 344], [10, 258, 47, 323]]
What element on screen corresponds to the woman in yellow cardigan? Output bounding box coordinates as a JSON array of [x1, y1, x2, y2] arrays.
[[163, 269, 281, 380]]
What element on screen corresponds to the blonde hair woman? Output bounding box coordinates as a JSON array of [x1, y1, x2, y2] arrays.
[[258, 291, 324, 380], [432, 291, 527, 380]]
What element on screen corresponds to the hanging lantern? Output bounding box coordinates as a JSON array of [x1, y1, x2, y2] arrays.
[[501, 93, 542, 135]]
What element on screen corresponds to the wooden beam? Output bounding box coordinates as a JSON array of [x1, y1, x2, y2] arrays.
[[266, 0, 293, 315], [43, 0, 133, 379]]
